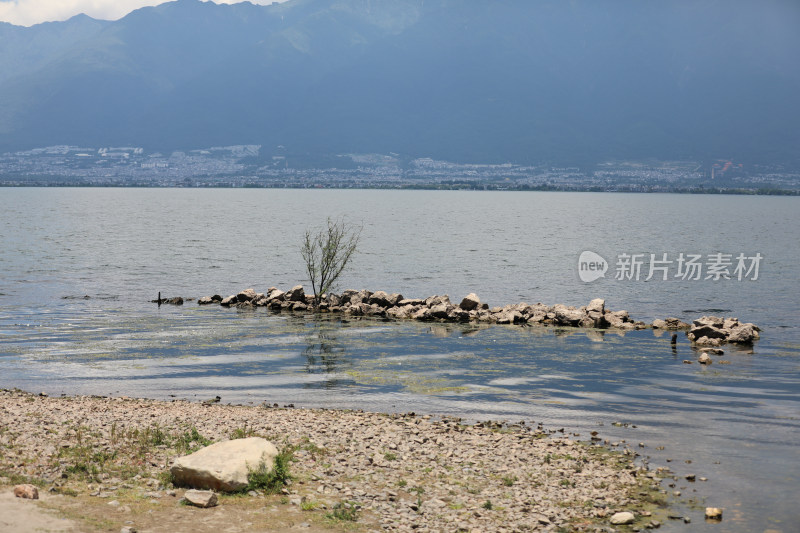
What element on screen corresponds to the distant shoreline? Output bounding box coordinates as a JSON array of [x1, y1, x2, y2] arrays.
[[1, 183, 798, 195]]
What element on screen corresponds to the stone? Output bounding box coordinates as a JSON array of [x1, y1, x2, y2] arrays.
[[411, 307, 431, 320], [698, 353, 712, 365], [220, 295, 237, 306], [527, 311, 547, 324], [267, 289, 285, 302], [553, 305, 585, 326], [397, 298, 424, 307], [448, 308, 470, 321], [339, 289, 358, 304], [689, 324, 727, 340], [705, 507, 723, 520], [184, 489, 218, 508], [586, 298, 605, 314], [197, 296, 214, 305], [345, 289, 372, 305], [696, 336, 722, 346], [286, 285, 306, 302], [171, 437, 278, 492], [496, 310, 522, 324], [347, 303, 372, 316], [604, 310, 630, 328], [651, 319, 667, 329], [610, 511, 635, 525], [425, 295, 451, 307], [727, 324, 758, 343], [368, 291, 395, 308], [120, 527, 137, 533], [693, 316, 724, 328], [429, 303, 451, 319], [459, 293, 481, 311], [13, 484, 39, 499], [386, 306, 413, 319], [664, 317, 690, 329], [237, 288, 257, 302], [723, 317, 740, 330]]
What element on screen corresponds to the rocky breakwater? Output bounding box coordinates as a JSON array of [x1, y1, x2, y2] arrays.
[[686, 315, 760, 346], [194, 286, 762, 343], [199, 287, 652, 330]]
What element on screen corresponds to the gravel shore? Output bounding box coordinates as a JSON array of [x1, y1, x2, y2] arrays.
[[0, 389, 670, 532]]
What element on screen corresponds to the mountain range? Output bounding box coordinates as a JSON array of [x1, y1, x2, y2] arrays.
[[1, 0, 798, 164]]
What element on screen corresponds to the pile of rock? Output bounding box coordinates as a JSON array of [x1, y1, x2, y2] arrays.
[[193, 286, 760, 341], [687, 316, 760, 345], [198, 287, 652, 330]]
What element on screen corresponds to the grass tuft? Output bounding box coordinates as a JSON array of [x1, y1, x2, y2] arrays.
[[245, 447, 293, 494], [326, 501, 359, 522]]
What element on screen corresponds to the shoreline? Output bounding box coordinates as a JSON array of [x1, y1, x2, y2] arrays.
[[0, 388, 679, 532]]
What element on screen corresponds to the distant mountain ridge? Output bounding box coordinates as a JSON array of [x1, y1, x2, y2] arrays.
[[1, 0, 798, 164]]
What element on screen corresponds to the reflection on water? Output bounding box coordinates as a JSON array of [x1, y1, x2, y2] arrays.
[[303, 319, 352, 389]]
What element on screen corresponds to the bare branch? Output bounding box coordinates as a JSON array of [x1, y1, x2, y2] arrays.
[[300, 217, 361, 307]]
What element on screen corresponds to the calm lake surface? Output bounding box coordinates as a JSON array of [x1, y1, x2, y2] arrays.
[[1, 188, 799, 531]]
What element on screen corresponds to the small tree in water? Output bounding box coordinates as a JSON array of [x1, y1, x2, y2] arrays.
[[301, 217, 361, 307]]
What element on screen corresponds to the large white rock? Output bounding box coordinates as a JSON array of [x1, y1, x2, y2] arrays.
[[586, 298, 605, 314], [171, 437, 278, 492], [610, 511, 636, 525]]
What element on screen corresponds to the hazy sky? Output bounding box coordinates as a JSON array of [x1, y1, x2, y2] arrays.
[[0, 0, 288, 26]]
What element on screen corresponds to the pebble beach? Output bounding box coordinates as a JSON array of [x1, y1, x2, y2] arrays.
[[0, 389, 673, 532]]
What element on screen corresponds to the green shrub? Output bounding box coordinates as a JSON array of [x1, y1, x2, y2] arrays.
[[326, 501, 359, 522], [246, 448, 293, 493]]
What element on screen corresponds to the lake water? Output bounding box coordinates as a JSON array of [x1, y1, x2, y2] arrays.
[[1, 188, 799, 531]]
